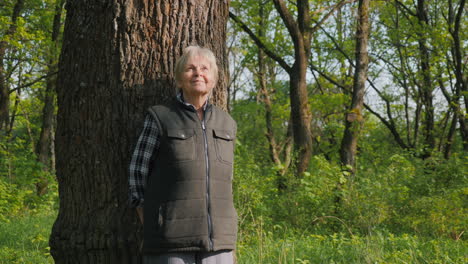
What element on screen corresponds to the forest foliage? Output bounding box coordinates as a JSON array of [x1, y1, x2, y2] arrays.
[[0, 0, 467, 262]]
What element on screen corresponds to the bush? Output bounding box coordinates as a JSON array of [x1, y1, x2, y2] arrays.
[[0, 179, 27, 222], [0, 135, 58, 220]]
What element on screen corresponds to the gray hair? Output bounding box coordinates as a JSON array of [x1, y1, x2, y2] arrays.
[[174, 46, 219, 90]]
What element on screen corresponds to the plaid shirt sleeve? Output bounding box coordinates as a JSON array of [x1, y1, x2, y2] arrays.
[[128, 114, 160, 208]]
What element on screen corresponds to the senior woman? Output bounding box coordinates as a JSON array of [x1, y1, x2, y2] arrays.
[[128, 46, 237, 264]]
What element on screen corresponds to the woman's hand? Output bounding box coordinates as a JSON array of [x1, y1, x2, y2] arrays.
[[136, 207, 144, 224]]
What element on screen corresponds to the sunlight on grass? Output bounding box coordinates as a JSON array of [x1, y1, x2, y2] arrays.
[[237, 229, 467, 264], [0, 209, 466, 264], [0, 211, 56, 264]]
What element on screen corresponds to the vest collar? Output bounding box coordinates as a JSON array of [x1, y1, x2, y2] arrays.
[[176, 92, 212, 112]]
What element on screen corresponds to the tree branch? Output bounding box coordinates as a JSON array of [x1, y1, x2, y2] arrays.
[[364, 103, 409, 149], [309, 63, 409, 150], [9, 71, 57, 93], [309, 64, 347, 90], [394, 0, 417, 17], [318, 25, 354, 66], [272, 0, 301, 44], [454, 0, 466, 33], [229, 11, 292, 73], [310, 0, 356, 34]]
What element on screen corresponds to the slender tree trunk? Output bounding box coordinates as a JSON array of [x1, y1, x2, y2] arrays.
[[272, 0, 313, 176], [439, 71, 461, 159], [8, 64, 22, 136], [415, 0, 435, 158], [258, 49, 290, 190], [339, 0, 370, 175], [289, 61, 313, 175], [258, 51, 281, 167], [49, 0, 230, 263], [394, 6, 413, 148], [448, 0, 467, 151], [256, 4, 291, 178], [444, 111, 458, 159], [0, 0, 25, 132], [36, 0, 65, 196], [413, 96, 422, 147]]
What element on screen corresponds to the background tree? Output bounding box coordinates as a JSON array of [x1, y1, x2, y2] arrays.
[[230, 0, 353, 176], [310, 0, 467, 159], [447, 0, 467, 153], [0, 0, 25, 132], [35, 0, 65, 195], [339, 0, 370, 175], [49, 0, 230, 263], [0, 0, 63, 184]]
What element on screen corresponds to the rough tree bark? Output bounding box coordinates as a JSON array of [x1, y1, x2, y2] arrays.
[[0, 0, 25, 132], [49, 0, 230, 263], [35, 0, 65, 195], [339, 0, 370, 175]]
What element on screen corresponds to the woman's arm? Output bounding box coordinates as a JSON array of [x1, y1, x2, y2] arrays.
[[128, 114, 160, 223], [136, 207, 144, 224]]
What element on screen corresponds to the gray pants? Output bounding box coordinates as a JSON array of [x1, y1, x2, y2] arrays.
[[143, 250, 233, 264]]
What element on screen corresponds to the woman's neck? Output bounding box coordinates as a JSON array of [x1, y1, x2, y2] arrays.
[[183, 93, 208, 111], [181, 92, 207, 120]]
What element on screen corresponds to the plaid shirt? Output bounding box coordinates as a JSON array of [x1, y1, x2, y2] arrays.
[[128, 93, 207, 208]]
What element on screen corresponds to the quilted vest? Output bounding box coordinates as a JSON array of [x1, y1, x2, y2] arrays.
[[142, 99, 237, 254]]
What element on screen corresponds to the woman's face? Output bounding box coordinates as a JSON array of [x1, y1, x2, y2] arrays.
[[179, 55, 215, 97]]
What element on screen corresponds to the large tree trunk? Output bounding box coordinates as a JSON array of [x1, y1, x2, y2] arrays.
[[340, 0, 370, 175], [0, 0, 25, 132], [49, 0, 230, 263]]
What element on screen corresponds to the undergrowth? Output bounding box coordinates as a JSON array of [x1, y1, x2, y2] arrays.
[[0, 210, 55, 264]]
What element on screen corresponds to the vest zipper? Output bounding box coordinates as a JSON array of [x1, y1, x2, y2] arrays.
[[201, 117, 214, 250]]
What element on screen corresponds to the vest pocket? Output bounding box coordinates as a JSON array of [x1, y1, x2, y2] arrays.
[[213, 129, 235, 164], [166, 129, 195, 162]]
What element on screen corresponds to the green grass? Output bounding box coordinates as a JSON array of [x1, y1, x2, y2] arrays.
[[236, 230, 467, 264], [0, 211, 56, 264], [1, 211, 466, 264]]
